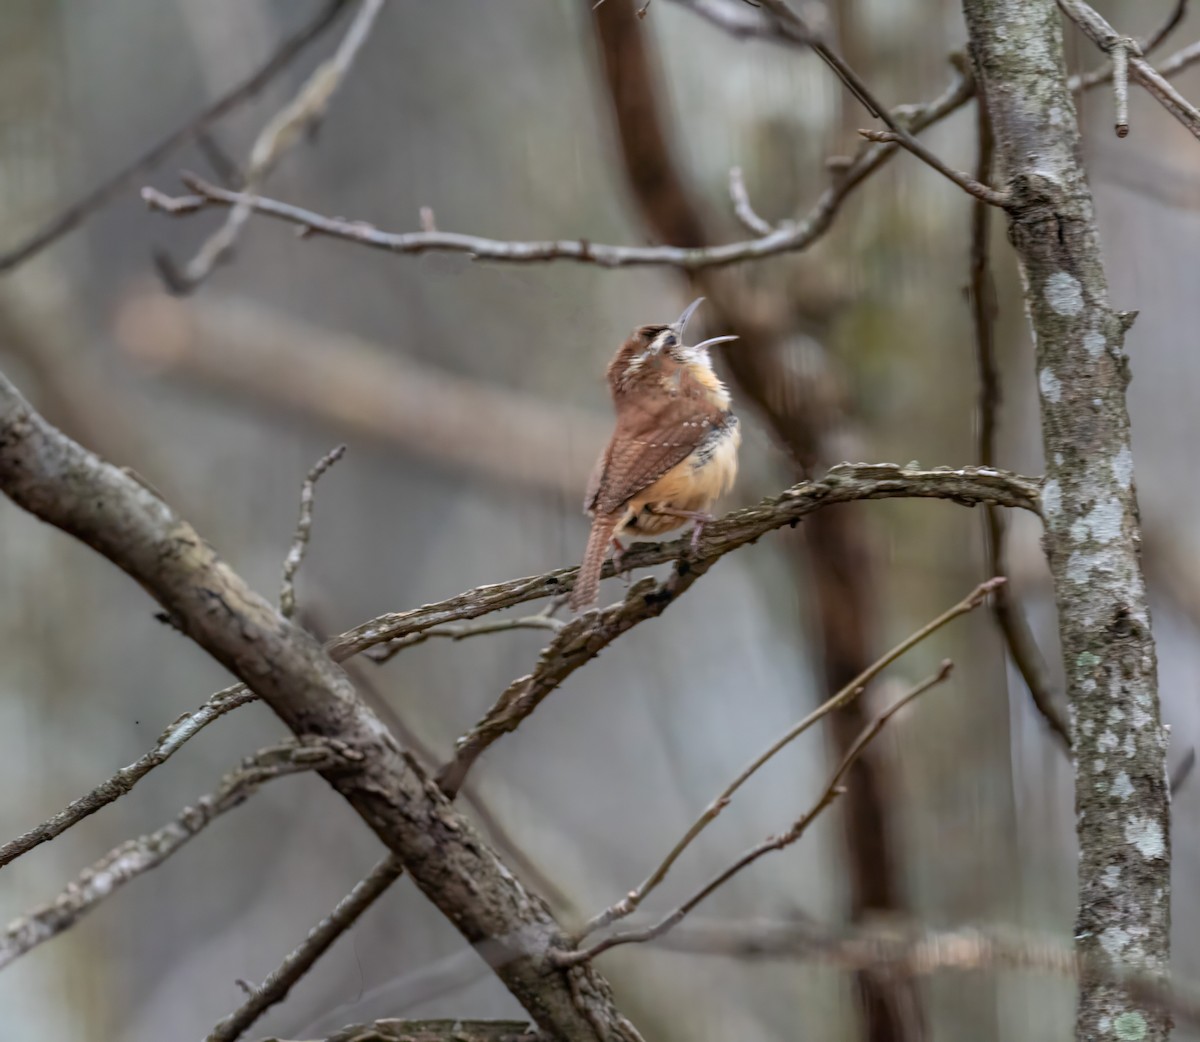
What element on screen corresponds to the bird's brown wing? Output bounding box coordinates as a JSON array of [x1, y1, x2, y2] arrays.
[[588, 392, 725, 517]]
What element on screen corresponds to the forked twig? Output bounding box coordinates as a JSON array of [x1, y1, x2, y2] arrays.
[[555, 662, 955, 966], [574, 580, 1000, 941]]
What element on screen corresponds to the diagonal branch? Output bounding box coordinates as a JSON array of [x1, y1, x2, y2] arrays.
[[156, 0, 385, 292], [0, 0, 352, 274], [555, 663, 956, 966], [0, 740, 349, 970], [435, 569, 709, 800], [209, 855, 406, 1042], [575, 581, 999, 940], [0, 681, 255, 869], [0, 368, 642, 1042]]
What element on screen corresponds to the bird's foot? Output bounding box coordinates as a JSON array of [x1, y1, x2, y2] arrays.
[[610, 536, 631, 584]]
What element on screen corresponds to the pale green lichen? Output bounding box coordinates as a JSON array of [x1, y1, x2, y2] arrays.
[[1114, 1011, 1148, 1040]]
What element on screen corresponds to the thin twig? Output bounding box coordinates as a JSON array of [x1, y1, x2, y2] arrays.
[[0, 0, 351, 274], [0, 740, 350, 971], [859, 129, 1010, 205], [208, 855, 405, 1042], [280, 444, 346, 619], [367, 613, 565, 665], [144, 66, 976, 271], [0, 682, 255, 869], [556, 663, 955, 966], [728, 166, 775, 236], [574, 581, 999, 941], [1058, 0, 1200, 140], [157, 0, 385, 292], [967, 102, 1070, 749], [1071, 0, 1191, 90]]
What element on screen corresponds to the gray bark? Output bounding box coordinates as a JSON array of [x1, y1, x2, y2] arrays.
[[961, 2, 1171, 1039], [0, 370, 642, 1042]]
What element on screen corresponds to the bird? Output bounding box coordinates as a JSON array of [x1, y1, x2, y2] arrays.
[[570, 297, 741, 612]]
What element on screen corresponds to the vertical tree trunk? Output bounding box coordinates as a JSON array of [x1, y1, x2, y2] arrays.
[[961, 3, 1170, 1039]]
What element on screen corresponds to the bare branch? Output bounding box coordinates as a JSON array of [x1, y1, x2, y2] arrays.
[[859, 129, 1010, 205], [113, 290, 609, 501], [575, 581, 999, 940], [256, 1019, 545, 1042], [0, 0, 351, 273], [143, 65, 973, 271], [662, 0, 809, 45], [0, 682, 254, 869], [328, 463, 1041, 662], [727, 166, 775, 236], [280, 444, 346, 619], [367, 612, 565, 665], [157, 0, 385, 292], [966, 101, 1070, 749], [556, 663, 956, 966], [209, 855, 405, 1042], [0, 369, 642, 1042], [1058, 0, 1200, 139], [0, 740, 349, 971], [0, 462, 1039, 878], [435, 570, 710, 800]]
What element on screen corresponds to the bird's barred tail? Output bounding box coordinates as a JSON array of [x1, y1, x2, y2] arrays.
[[571, 515, 618, 612]]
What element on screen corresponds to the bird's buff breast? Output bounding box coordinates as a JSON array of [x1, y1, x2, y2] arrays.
[[619, 418, 741, 536]]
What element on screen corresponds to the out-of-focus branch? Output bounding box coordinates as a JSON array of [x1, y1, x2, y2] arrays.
[[280, 444, 346, 619], [555, 663, 955, 967], [141, 58, 972, 273], [0, 682, 255, 869], [966, 102, 1069, 749], [0, 740, 349, 970], [208, 855, 406, 1042], [156, 0, 385, 292], [656, 919, 1200, 1026], [113, 290, 608, 501], [256, 1020, 545, 1042], [576, 581, 1000, 940], [0, 0, 352, 273], [0, 369, 643, 1042], [1058, 0, 1200, 139]]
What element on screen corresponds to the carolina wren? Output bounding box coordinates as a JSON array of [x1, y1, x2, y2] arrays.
[[570, 297, 740, 611]]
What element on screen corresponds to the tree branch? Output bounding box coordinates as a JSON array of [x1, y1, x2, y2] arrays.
[[964, 2, 1170, 1037], [575, 581, 999, 940], [858, 129, 1010, 205], [280, 444, 346, 619], [0, 0, 352, 273], [142, 62, 973, 272], [0, 681, 255, 869], [0, 740, 348, 970], [209, 855, 406, 1042], [155, 0, 385, 292], [0, 368, 643, 1042], [1058, 0, 1200, 139], [555, 663, 956, 966], [256, 1019, 545, 1042]]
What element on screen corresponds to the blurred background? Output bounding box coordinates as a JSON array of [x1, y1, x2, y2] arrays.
[[2, 1, 1200, 1039]]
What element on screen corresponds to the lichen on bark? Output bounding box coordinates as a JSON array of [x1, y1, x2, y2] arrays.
[[961, 1, 1170, 1039]]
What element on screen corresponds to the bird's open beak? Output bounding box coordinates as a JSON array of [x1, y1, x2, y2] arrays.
[[674, 297, 737, 351], [674, 296, 706, 338], [692, 335, 739, 351]]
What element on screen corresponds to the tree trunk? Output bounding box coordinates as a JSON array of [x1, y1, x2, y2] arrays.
[[962, 2, 1170, 1039]]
